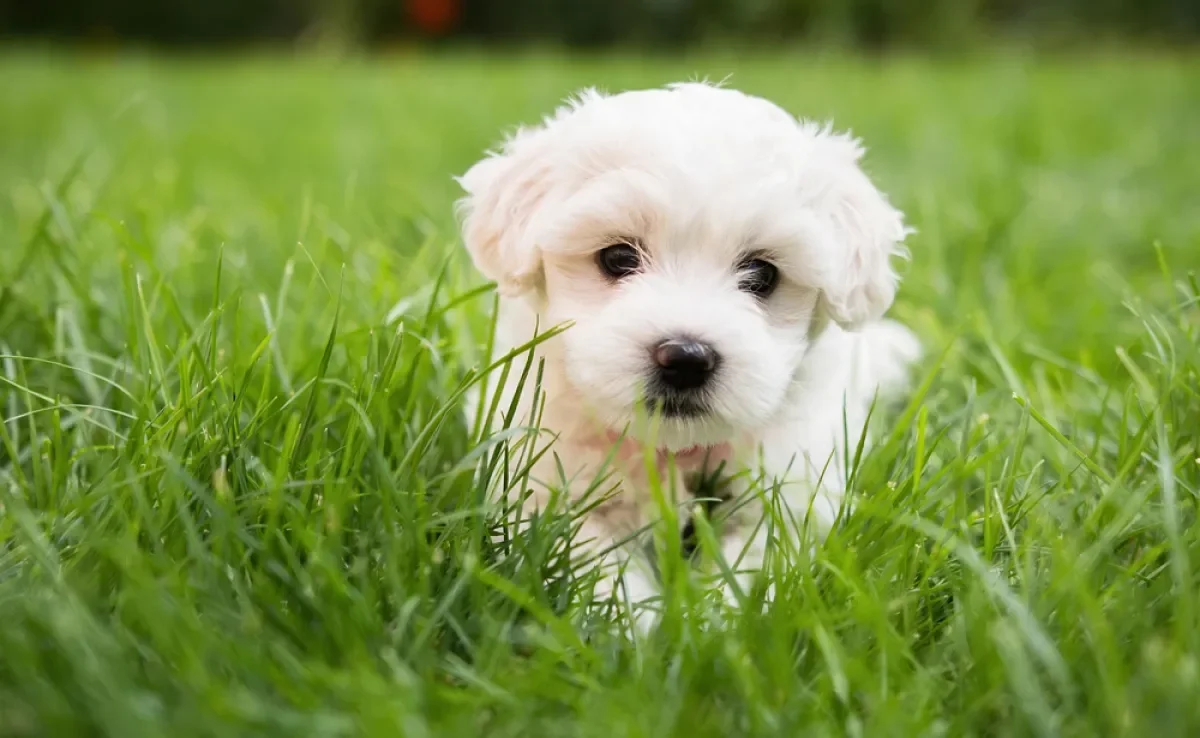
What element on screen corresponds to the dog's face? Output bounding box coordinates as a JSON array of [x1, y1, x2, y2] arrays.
[[457, 83, 909, 449]]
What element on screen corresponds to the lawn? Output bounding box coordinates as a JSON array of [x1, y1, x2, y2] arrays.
[[0, 48, 1198, 737]]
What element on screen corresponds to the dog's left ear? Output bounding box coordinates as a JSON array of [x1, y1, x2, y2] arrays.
[[455, 125, 556, 298], [812, 132, 911, 331]]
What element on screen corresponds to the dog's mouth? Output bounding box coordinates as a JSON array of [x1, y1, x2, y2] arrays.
[[671, 442, 728, 470], [597, 428, 733, 474]]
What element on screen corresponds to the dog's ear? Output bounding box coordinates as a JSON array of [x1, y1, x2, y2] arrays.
[[455, 125, 556, 297], [812, 132, 911, 330]]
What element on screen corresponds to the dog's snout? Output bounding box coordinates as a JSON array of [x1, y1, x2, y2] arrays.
[[654, 338, 718, 391]]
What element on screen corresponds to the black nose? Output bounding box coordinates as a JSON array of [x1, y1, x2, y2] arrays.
[[654, 338, 718, 391]]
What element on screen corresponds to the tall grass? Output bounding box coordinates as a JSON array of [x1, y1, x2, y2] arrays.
[[0, 50, 1197, 736]]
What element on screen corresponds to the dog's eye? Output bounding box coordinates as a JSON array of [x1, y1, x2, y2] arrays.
[[738, 259, 779, 299], [597, 243, 642, 279]]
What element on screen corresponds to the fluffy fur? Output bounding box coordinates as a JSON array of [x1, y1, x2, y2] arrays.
[[455, 82, 921, 627]]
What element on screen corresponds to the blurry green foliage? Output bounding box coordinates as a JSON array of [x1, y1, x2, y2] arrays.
[[0, 0, 1196, 49]]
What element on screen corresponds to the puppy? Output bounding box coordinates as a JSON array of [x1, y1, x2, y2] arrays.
[[455, 82, 920, 625]]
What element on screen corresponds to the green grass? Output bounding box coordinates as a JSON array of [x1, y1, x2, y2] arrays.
[[1, 48, 1199, 737]]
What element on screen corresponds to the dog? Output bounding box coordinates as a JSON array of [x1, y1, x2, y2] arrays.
[[455, 82, 920, 628]]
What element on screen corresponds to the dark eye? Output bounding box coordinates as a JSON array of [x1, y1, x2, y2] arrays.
[[597, 242, 642, 280], [738, 258, 779, 299]]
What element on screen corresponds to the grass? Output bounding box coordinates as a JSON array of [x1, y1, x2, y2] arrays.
[[0, 47, 1198, 736]]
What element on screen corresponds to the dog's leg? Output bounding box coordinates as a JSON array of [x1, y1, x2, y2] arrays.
[[713, 470, 846, 610], [572, 502, 660, 635]]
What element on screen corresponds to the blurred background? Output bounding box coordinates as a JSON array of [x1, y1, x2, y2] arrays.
[[1, 0, 1197, 52]]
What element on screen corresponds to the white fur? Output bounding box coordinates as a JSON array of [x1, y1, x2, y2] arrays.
[[455, 82, 920, 629]]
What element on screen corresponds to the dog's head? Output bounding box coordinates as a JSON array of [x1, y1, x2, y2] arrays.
[[456, 83, 909, 449]]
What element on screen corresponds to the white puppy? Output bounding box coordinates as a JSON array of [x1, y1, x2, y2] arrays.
[[455, 82, 920, 624]]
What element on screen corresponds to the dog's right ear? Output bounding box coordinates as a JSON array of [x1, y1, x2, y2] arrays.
[[455, 126, 556, 297]]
